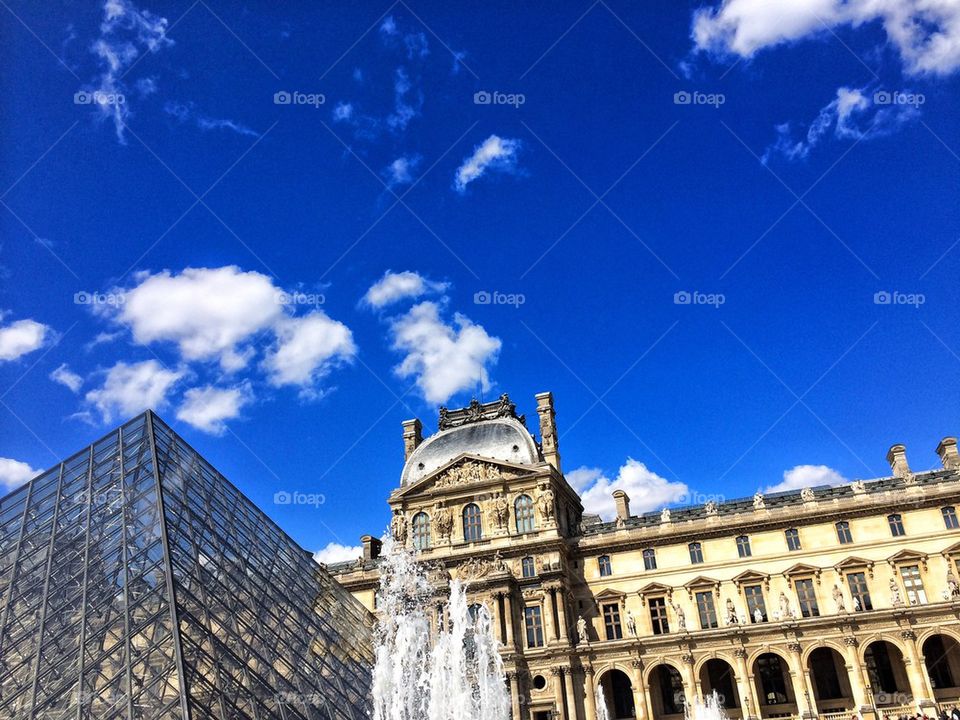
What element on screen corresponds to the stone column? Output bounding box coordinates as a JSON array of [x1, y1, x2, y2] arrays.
[[681, 653, 699, 704], [503, 592, 516, 648], [490, 593, 502, 645], [843, 637, 873, 717], [564, 667, 579, 720], [552, 668, 566, 720], [788, 642, 817, 718], [555, 588, 570, 642], [543, 593, 557, 643], [631, 659, 648, 720], [507, 671, 522, 720], [583, 667, 597, 720], [901, 629, 935, 707], [734, 649, 756, 720]]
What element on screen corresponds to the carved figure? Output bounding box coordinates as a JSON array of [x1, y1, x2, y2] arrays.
[[753, 492, 765, 509], [833, 584, 846, 613], [488, 494, 509, 529], [779, 591, 793, 619], [537, 485, 556, 521], [890, 578, 904, 607], [661, 507, 671, 523], [434, 503, 453, 540], [576, 615, 588, 643], [726, 598, 739, 625], [754, 607, 764, 624], [626, 611, 637, 637], [391, 512, 407, 543], [672, 603, 686, 632], [801, 487, 815, 502]]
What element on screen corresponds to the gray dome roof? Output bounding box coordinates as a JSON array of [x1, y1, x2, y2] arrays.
[[401, 417, 540, 487]]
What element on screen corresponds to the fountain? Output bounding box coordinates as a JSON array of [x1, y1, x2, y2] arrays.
[[371, 542, 510, 720], [686, 691, 729, 720], [595, 684, 611, 720]]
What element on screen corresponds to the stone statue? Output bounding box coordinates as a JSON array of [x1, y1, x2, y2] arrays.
[[536, 485, 556, 522], [391, 511, 407, 543], [833, 584, 846, 613], [576, 615, 588, 643], [626, 611, 637, 637], [434, 503, 453, 540], [492, 550, 507, 573], [660, 507, 671, 523], [705, 500, 718, 515], [851, 479, 866, 493], [779, 591, 793, 619], [753, 607, 764, 624], [488, 494, 509, 530], [890, 578, 904, 607], [672, 603, 686, 632], [726, 598, 739, 625], [801, 487, 815, 502], [852, 596, 861, 612], [947, 569, 960, 598], [753, 492, 765, 509]]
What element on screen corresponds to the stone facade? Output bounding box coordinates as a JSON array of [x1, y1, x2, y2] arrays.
[[329, 392, 960, 720]]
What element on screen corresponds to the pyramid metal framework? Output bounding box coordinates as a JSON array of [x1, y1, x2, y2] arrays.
[[0, 412, 373, 720]]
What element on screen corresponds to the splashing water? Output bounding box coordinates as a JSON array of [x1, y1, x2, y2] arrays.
[[686, 692, 729, 720], [372, 541, 511, 720], [595, 684, 611, 720]]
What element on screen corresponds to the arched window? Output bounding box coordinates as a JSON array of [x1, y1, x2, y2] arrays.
[[411, 512, 431, 550], [462, 503, 483, 541], [835, 521, 853, 544], [943, 506, 959, 530], [521, 556, 536, 577], [515, 494, 536, 533], [598, 555, 612, 577], [643, 548, 657, 570]]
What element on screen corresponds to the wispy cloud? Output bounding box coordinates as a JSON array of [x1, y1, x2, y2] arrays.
[[383, 155, 421, 188], [362, 270, 448, 309], [454, 135, 522, 192], [164, 101, 259, 137], [763, 86, 921, 162], [50, 363, 84, 392]]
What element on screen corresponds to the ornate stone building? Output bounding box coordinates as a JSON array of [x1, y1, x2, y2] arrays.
[[329, 392, 960, 720]]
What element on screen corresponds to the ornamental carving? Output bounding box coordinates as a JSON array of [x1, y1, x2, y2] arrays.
[[787, 642, 802, 653], [801, 487, 815, 502], [433, 503, 453, 540], [435, 460, 505, 488], [487, 493, 510, 530], [900, 630, 917, 641], [843, 636, 859, 647], [459, 556, 491, 580], [631, 659, 643, 669], [438, 394, 525, 430], [734, 648, 748, 658], [391, 511, 407, 543], [536, 484, 556, 522], [681, 653, 694, 665], [753, 492, 765, 509]]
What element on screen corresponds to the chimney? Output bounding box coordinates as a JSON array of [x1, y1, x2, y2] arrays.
[[886, 444, 911, 478], [613, 490, 631, 522], [402, 418, 423, 460], [937, 437, 960, 470], [535, 391, 561, 472], [361, 535, 382, 561]]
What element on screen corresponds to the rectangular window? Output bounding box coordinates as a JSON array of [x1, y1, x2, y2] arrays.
[[689, 542, 703, 564], [643, 548, 657, 571], [836, 521, 853, 544], [603, 603, 623, 640], [736, 535, 751, 558], [795, 578, 820, 617], [900, 565, 927, 605], [524, 606, 544, 648], [888, 514, 905, 537], [649, 597, 669, 635], [785, 528, 801, 551], [744, 585, 767, 622], [943, 506, 960, 530], [696, 591, 718, 629], [847, 572, 873, 611], [598, 555, 612, 577]]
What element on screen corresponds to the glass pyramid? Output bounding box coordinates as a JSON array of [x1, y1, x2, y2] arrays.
[[0, 411, 373, 720]]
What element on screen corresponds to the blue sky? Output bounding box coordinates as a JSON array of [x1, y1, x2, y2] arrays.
[[2, 0, 959, 562]]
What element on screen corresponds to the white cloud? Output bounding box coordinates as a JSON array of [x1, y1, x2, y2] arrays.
[[764, 464, 847, 493], [362, 270, 448, 309], [105, 266, 285, 371], [0, 457, 41, 492], [262, 311, 356, 393], [50, 363, 83, 392], [332, 102, 354, 122], [379, 15, 397, 37], [90, 0, 174, 142], [85, 359, 183, 422], [0, 317, 53, 361], [389, 301, 501, 404], [454, 135, 522, 192], [384, 155, 421, 187], [692, 0, 960, 76], [387, 67, 422, 131], [570, 459, 689, 521], [176, 383, 252, 435], [313, 542, 363, 565], [164, 101, 258, 137], [763, 85, 920, 161]]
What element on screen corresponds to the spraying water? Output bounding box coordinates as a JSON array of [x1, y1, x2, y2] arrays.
[[371, 541, 511, 720], [686, 691, 729, 720], [595, 684, 611, 720]]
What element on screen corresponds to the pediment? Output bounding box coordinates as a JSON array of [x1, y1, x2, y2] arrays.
[[783, 563, 820, 578], [393, 454, 538, 498], [684, 575, 720, 590], [943, 541, 960, 556], [638, 581, 672, 597], [732, 570, 770, 587], [595, 588, 627, 601], [834, 556, 875, 578], [887, 549, 928, 570]]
